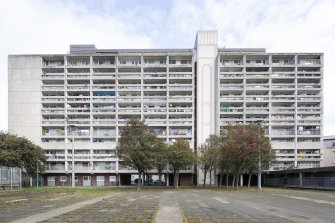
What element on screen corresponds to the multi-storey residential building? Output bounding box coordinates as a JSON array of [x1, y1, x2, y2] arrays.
[[8, 30, 323, 186], [323, 136, 335, 166]]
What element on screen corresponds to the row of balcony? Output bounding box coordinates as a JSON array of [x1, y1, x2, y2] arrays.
[[43, 59, 192, 68], [219, 59, 320, 66]]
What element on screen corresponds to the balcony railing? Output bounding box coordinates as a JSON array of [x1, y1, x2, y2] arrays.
[[93, 61, 115, 66], [43, 62, 64, 67], [297, 130, 320, 135], [46, 165, 65, 170]]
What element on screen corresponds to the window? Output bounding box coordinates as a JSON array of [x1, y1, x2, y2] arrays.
[[47, 176, 56, 181], [60, 176, 67, 182], [83, 176, 91, 181], [333, 152, 335, 163], [75, 176, 78, 181], [97, 176, 105, 181], [109, 176, 116, 182]]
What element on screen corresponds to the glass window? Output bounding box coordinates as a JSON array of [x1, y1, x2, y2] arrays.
[[60, 176, 67, 182], [97, 176, 105, 181], [47, 176, 55, 181]]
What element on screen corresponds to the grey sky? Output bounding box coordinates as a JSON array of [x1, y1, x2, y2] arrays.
[[1, 0, 334, 135]]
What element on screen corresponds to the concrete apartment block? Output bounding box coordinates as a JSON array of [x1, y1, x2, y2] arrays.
[[8, 30, 323, 186]]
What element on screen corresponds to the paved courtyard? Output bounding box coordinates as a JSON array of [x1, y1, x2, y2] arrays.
[[1, 187, 335, 223]]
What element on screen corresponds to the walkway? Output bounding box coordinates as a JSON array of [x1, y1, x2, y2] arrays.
[[9, 194, 115, 223], [155, 191, 183, 223]]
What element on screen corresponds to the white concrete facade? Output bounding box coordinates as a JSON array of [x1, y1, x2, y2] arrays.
[[323, 136, 335, 167], [8, 30, 323, 186]]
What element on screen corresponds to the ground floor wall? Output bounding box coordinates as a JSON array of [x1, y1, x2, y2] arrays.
[[42, 173, 194, 187], [263, 167, 335, 190]]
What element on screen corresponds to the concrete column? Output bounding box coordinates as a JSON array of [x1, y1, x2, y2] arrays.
[[195, 30, 218, 186], [299, 172, 303, 187], [240, 174, 243, 186]]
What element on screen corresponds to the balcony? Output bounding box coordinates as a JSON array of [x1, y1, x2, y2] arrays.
[[169, 119, 192, 125], [118, 97, 141, 102], [118, 86, 141, 91], [118, 73, 141, 79], [297, 130, 320, 135], [143, 60, 166, 66], [169, 85, 193, 90], [43, 61, 64, 67], [42, 119, 65, 125], [169, 59, 192, 66], [42, 73, 65, 79], [146, 119, 167, 125], [67, 119, 90, 125], [118, 60, 141, 67], [94, 165, 116, 171], [93, 61, 115, 66], [46, 154, 65, 160], [169, 129, 192, 137], [92, 106, 116, 113], [143, 85, 167, 90], [298, 59, 321, 65], [67, 85, 90, 91], [41, 108, 65, 114], [141, 97, 165, 103], [144, 107, 167, 113], [92, 119, 116, 125], [143, 73, 167, 78], [246, 60, 268, 66], [67, 73, 90, 79], [118, 108, 141, 114], [46, 165, 65, 171], [169, 74, 192, 79], [220, 84, 244, 89], [41, 85, 64, 91], [68, 165, 91, 171], [272, 59, 295, 65], [169, 107, 193, 113], [67, 61, 90, 67], [169, 96, 192, 101], [220, 60, 242, 66], [220, 107, 243, 113], [271, 130, 295, 136]]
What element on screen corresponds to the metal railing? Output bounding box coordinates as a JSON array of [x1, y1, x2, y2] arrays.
[[0, 167, 21, 189], [264, 177, 335, 190]]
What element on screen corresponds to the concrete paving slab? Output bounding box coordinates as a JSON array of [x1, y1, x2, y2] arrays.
[[9, 194, 115, 223], [155, 191, 183, 223]]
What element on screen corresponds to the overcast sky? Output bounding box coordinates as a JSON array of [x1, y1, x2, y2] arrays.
[[1, 0, 335, 135]]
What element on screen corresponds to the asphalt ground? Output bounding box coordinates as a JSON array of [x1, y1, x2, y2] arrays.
[[1, 187, 335, 223]]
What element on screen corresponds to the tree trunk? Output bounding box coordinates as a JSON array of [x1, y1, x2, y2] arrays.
[[225, 174, 229, 188], [203, 171, 207, 188], [232, 175, 236, 187], [142, 172, 145, 186], [209, 170, 212, 187], [219, 173, 223, 187], [158, 170, 162, 186], [137, 172, 141, 190], [248, 173, 252, 188], [235, 174, 239, 190], [174, 170, 179, 189]]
